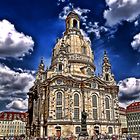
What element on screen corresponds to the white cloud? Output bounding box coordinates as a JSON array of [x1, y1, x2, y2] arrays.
[[0, 20, 34, 59], [0, 64, 35, 111], [57, 0, 69, 5], [80, 29, 91, 43], [118, 77, 140, 107], [59, 3, 90, 22], [104, 0, 140, 26], [6, 98, 28, 111], [59, 3, 73, 20], [134, 20, 139, 26], [59, 3, 108, 39], [131, 33, 140, 52], [86, 22, 108, 39]]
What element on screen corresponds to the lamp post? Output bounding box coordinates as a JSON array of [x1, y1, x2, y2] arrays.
[[79, 81, 88, 139]]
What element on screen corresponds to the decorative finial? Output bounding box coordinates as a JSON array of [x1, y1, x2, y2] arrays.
[[40, 57, 44, 64], [104, 50, 107, 57], [46, 66, 48, 71], [39, 57, 45, 71]]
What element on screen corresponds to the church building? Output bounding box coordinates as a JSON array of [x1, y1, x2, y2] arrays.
[[26, 11, 120, 138]]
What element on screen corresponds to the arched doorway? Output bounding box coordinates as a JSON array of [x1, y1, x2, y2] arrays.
[[94, 126, 99, 135], [55, 126, 61, 138]]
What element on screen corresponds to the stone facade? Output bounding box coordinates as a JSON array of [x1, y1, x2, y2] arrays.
[[119, 107, 127, 134], [26, 11, 120, 138]]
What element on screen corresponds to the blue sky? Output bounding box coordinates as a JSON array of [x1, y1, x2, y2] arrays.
[[0, 0, 140, 111]]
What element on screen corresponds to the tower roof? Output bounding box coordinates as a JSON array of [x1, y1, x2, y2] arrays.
[[103, 50, 111, 67], [38, 57, 45, 71], [66, 10, 80, 20]]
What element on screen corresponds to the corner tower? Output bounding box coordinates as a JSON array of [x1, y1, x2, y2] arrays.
[[101, 51, 116, 85]]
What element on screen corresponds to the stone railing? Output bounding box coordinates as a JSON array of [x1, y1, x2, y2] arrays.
[[68, 53, 93, 63]]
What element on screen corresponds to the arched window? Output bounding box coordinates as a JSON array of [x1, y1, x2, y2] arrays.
[[74, 94, 79, 106], [75, 126, 80, 134], [58, 64, 62, 71], [87, 68, 92, 75], [94, 126, 99, 135], [73, 19, 78, 28], [108, 127, 113, 134], [56, 92, 62, 119], [74, 93, 79, 120], [56, 92, 62, 105], [105, 74, 109, 81], [105, 97, 110, 121], [92, 94, 98, 120]]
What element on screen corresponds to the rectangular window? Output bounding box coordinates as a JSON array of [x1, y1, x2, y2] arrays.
[[108, 127, 113, 134], [58, 64, 62, 72], [56, 107, 62, 119], [75, 126, 80, 134], [93, 109, 97, 120], [74, 108, 79, 120], [56, 99, 62, 105], [106, 110, 110, 121], [14, 114, 16, 119]]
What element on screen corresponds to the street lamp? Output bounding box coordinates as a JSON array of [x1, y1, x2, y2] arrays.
[[79, 81, 88, 139]]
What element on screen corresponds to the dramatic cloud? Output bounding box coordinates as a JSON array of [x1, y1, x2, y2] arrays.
[[104, 0, 140, 26], [6, 98, 28, 111], [118, 77, 140, 107], [59, 3, 90, 21], [0, 64, 35, 111], [59, 3, 107, 39], [85, 22, 108, 39], [131, 33, 140, 52], [0, 20, 34, 59]]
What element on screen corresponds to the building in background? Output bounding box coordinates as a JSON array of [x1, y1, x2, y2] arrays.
[[119, 107, 127, 135], [0, 112, 27, 138], [26, 11, 120, 138], [126, 101, 140, 135]]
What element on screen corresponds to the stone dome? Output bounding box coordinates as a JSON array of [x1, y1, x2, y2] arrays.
[[53, 35, 94, 63], [51, 11, 95, 75]]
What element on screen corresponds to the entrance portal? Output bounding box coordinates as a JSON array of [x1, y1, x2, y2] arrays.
[[55, 126, 61, 138], [94, 126, 99, 135]]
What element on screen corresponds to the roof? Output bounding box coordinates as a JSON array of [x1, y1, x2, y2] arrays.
[[126, 101, 140, 113], [119, 106, 126, 112], [0, 112, 27, 121], [66, 11, 79, 20], [119, 106, 126, 115]]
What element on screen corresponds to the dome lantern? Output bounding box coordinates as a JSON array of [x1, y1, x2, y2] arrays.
[[65, 11, 81, 36]]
